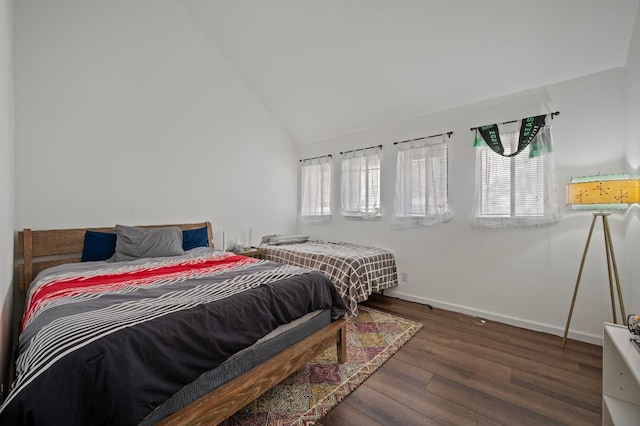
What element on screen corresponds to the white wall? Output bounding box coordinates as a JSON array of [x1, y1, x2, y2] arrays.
[[13, 0, 298, 247], [9, 0, 301, 380], [0, 0, 14, 389], [624, 5, 640, 316], [299, 69, 627, 344]]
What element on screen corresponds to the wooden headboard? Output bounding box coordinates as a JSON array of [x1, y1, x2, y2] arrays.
[[16, 222, 213, 292]]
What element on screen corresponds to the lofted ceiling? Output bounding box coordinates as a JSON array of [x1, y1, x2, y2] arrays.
[[182, 0, 639, 145]]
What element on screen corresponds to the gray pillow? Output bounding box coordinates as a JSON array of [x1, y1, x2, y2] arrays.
[[260, 234, 310, 246], [109, 225, 185, 262]]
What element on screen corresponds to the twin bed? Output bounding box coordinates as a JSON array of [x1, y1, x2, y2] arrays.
[[264, 239, 398, 316], [2, 222, 398, 425]]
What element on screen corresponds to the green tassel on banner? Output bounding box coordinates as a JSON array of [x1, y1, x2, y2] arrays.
[[529, 137, 552, 158], [473, 130, 486, 147]]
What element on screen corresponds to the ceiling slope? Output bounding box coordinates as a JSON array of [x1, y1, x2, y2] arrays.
[[183, 0, 639, 144]]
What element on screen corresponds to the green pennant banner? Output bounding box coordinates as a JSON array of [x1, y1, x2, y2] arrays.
[[478, 124, 504, 155], [477, 114, 547, 157], [518, 115, 546, 150]]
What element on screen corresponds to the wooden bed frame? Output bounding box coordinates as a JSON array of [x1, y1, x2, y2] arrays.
[[14, 222, 347, 425]]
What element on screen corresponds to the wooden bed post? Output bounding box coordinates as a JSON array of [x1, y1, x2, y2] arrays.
[[22, 229, 33, 291], [337, 322, 347, 363], [206, 222, 213, 248]]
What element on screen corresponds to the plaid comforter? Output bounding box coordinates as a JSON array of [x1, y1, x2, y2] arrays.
[[265, 240, 398, 316], [1, 252, 346, 425]]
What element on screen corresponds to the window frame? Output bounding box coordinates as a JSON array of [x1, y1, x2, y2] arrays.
[[299, 156, 332, 224], [340, 149, 381, 219], [392, 138, 451, 228], [472, 125, 561, 228]]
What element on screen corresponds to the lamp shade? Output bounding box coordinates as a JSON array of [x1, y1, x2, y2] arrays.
[[567, 173, 640, 210]]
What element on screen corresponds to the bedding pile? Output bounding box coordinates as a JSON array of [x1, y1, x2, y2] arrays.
[[1, 250, 346, 425]]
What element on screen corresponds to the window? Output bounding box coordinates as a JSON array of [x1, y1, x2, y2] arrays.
[[299, 156, 332, 224], [472, 125, 561, 228], [392, 137, 451, 228], [341, 147, 381, 219]]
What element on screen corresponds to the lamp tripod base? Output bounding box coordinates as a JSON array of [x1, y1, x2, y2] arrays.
[[561, 212, 626, 349]]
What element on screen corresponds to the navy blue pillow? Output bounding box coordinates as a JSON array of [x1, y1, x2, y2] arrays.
[[81, 230, 117, 262], [182, 227, 209, 251]]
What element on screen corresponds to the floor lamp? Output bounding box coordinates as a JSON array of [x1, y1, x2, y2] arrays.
[[561, 174, 640, 349]]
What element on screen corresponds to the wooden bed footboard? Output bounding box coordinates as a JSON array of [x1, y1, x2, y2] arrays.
[[157, 318, 347, 425]]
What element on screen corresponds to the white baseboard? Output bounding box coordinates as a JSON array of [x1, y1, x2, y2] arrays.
[[381, 289, 603, 346]]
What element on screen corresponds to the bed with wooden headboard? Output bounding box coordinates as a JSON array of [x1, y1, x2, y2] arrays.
[[0, 222, 346, 425]]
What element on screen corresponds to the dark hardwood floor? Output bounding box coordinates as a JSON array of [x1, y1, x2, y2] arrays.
[[317, 295, 602, 426]]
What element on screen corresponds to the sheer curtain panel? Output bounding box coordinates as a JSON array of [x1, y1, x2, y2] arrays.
[[341, 146, 381, 219], [471, 124, 561, 228], [300, 156, 332, 225], [393, 136, 451, 228]]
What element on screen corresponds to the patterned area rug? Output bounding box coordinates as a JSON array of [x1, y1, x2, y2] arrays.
[[221, 306, 423, 426]]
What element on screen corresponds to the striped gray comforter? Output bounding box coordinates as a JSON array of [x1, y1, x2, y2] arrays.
[[0, 251, 346, 425]]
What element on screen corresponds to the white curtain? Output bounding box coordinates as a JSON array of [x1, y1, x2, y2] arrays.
[[471, 124, 561, 228], [341, 146, 381, 219], [300, 156, 332, 225], [393, 136, 451, 228]]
